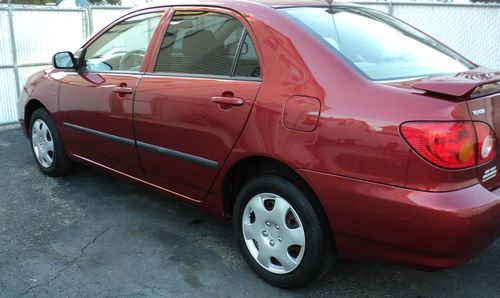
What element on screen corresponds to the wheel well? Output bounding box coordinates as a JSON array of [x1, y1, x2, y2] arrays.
[[25, 99, 44, 131], [223, 157, 336, 252], [223, 157, 325, 222]]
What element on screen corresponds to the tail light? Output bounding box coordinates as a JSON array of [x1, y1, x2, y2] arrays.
[[401, 121, 496, 169], [474, 122, 496, 163]]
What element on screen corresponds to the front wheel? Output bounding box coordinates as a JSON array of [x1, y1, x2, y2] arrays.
[[29, 108, 73, 176], [233, 175, 335, 288]]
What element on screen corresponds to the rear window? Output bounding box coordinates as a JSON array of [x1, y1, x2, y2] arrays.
[[281, 6, 473, 81]]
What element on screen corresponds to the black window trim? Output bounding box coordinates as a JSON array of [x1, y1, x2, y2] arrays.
[[77, 9, 167, 74], [63, 70, 147, 76], [229, 29, 248, 77], [142, 71, 262, 82], [150, 9, 262, 82]]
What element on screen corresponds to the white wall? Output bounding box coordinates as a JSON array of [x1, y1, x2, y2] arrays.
[[388, 3, 500, 68]]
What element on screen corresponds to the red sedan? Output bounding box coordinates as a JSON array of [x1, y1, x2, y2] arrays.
[[17, 0, 500, 288]]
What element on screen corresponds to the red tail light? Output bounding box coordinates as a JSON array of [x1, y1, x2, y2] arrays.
[[401, 121, 496, 169]]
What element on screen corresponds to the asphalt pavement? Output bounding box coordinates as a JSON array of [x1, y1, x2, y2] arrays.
[[1, 124, 499, 297]]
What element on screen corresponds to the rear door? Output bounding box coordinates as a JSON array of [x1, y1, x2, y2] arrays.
[[134, 8, 262, 200]]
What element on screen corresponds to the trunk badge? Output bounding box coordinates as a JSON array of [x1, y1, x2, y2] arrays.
[[483, 166, 497, 182], [472, 108, 485, 116]]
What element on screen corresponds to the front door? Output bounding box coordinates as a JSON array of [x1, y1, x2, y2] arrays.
[[59, 11, 165, 178], [134, 8, 263, 200]]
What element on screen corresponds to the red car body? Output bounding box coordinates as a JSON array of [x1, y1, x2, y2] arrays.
[[17, 0, 500, 271]]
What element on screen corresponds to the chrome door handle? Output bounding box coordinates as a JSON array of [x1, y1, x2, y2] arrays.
[[211, 96, 244, 106], [112, 86, 134, 94]]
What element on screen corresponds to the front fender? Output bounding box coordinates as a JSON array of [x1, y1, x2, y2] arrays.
[[17, 68, 63, 136]]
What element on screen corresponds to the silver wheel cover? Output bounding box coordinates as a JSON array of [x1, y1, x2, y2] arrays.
[[31, 119, 55, 168], [242, 193, 306, 274]]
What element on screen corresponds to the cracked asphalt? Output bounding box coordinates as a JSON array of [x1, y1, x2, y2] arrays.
[[0, 124, 499, 297]]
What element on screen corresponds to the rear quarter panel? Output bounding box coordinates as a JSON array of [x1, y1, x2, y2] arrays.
[[210, 3, 476, 201]]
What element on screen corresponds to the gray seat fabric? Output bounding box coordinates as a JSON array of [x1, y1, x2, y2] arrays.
[[155, 28, 236, 76], [182, 30, 218, 61], [182, 30, 233, 75]]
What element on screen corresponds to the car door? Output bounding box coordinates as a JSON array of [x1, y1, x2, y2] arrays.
[[133, 8, 263, 200], [59, 10, 166, 178]]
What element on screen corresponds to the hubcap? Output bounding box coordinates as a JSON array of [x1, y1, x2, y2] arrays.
[[31, 119, 54, 168], [242, 193, 305, 274]]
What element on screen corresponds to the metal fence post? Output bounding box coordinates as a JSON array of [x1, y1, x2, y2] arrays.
[[83, 7, 93, 38], [88, 7, 94, 36], [7, 3, 21, 97]]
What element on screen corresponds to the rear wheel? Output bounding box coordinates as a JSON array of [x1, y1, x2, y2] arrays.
[[234, 175, 335, 288], [29, 108, 73, 176]]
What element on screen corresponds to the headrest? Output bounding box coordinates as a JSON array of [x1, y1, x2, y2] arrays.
[[182, 30, 217, 58]]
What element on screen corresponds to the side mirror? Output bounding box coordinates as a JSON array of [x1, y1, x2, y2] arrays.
[[52, 51, 75, 69]]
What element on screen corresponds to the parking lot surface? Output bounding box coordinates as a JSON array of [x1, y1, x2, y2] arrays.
[[0, 125, 499, 297]]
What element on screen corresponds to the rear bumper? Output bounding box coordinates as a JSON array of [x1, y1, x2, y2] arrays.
[[297, 169, 500, 269]]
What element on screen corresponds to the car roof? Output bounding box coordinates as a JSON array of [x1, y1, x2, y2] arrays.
[[248, 0, 333, 7], [128, 0, 362, 22], [136, 0, 336, 11]]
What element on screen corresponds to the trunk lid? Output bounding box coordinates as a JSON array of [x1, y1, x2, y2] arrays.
[[389, 68, 500, 190], [410, 69, 500, 97]]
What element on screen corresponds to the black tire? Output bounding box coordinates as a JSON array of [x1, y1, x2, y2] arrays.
[[29, 108, 73, 176], [233, 175, 335, 288]]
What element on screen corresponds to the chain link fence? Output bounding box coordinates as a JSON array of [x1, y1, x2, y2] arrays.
[[361, 2, 500, 69], [0, 3, 499, 124], [0, 5, 130, 124]]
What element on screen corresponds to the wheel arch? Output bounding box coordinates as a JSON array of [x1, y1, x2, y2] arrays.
[[222, 156, 330, 230], [24, 99, 46, 133]]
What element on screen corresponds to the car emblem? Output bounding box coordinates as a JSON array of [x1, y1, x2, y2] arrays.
[[483, 166, 497, 182], [472, 108, 486, 116]]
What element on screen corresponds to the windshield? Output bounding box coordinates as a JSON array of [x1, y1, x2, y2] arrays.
[[281, 6, 473, 81]]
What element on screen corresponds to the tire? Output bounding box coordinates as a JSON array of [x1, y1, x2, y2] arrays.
[[233, 175, 335, 288], [29, 108, 73, 176]]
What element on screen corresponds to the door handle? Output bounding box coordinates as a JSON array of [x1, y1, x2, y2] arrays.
[[112, 86, 134, 94], [211, 96, 244, 106]]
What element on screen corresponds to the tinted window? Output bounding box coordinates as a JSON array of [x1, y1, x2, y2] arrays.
[[154, 11, 245, 76], [83, 12, 163, 72], [282, 7, 472, 81], [234, 33, 260, 78]]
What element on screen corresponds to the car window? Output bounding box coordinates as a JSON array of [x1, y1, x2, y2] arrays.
[[234, 33, 260, 78], [83, 12, 163, 72], [154, 10, 245, 76], [281, 7, 473, 81]]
